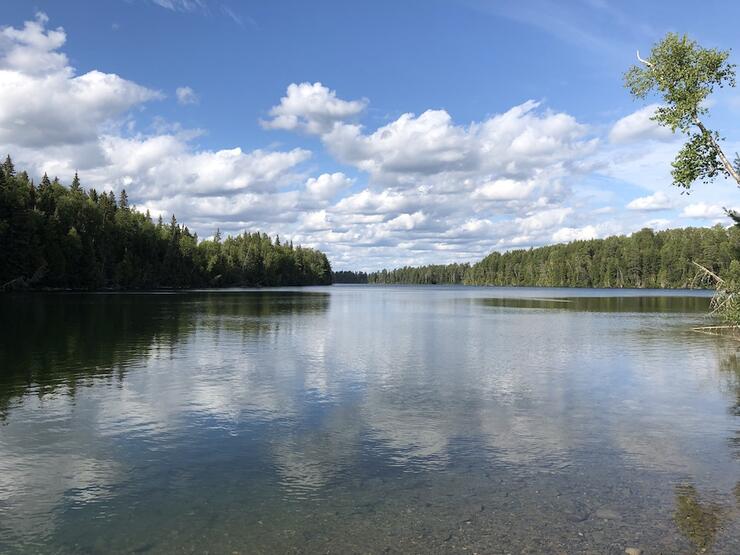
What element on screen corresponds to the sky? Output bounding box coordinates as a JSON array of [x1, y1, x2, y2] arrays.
[[2, 0, 740, 271]]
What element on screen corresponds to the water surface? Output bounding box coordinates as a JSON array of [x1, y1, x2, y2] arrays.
[[1, 286, 738, 553]]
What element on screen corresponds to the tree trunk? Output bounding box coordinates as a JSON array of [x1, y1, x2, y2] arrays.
[[694, 119, 740, 186]]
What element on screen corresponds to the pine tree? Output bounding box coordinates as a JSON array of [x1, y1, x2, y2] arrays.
[[2, 155, 15, 178], [119, 189, 129, 210], [70, 172, 81, 193], [0, 162, 332, 289], [37, 173, 53, 213]]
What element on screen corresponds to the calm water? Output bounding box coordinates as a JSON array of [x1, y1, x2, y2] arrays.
[[1, 286, 739, 554]]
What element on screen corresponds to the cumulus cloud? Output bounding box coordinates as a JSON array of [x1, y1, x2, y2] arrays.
[[262, 82, 367, 134], [4, 14, 733, 271], [261, 87, 600, 265], [609, 104, 673, 144], [644, 218, 671, 230], [472, 178, 537, 201], [0, 14, 161, 150], [305, 172, 353, 200], [552, 224, 599, 242], [0, 12, 67, 75], [0, 14, 313, 238], [101, 136, 311, 197], [681, 202, 727, 219], [176, 86, 199, 105], [317, 99, 596, 190], [626, 191, 674, 211], [516, 207, 573, 235]]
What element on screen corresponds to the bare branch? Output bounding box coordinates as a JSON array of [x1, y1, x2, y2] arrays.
[[692, 261, 724, 284], [636, 50, 653, 67]]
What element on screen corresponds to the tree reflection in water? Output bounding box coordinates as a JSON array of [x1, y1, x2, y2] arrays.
[[673, 347, 740, 553], [0, 291, 330, 420], [672, 344, 740, 552]]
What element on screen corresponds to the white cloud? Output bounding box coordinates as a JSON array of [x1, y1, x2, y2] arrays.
[[176, 86, 199, 105], [385, 211, 427, 231], [305, 172, 353, 200], [0, 15, 312, 240], [644, 218, 671, 230], [681, 202, 726, 219], [0, 12, 67, 75], [0, 15, 161, 150], [472, 178, 537, 201], [334, 189, 418, 215], [262, 82, 367, 134], [609, 104, 673, 144], [151, 0, 206, 12], [100, 136, 311, 197], [315, 99, 596, 190], [301, 210, 332, 231], [3, 15, 736, 271], [552, 224, 599, 242], [626, 191, 674, 211], [517, 207, 573, 235]]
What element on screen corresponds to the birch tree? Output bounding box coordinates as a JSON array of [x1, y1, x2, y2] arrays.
[[625, 33, 738, 190]]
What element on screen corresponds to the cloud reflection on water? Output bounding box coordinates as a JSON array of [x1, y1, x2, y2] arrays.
[[0, 287, 737, 550]]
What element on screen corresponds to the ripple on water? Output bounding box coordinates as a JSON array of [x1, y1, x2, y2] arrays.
[[0, 288, 737, 553]]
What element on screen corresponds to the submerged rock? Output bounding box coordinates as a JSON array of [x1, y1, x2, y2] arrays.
[[594, 508, 622, 520]]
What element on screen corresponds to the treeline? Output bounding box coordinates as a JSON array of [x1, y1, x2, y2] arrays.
[[369, 263, 469, 285], [332, 270, 369, 283], [0, 156, 332, 290], [368, 227, 740, 289]]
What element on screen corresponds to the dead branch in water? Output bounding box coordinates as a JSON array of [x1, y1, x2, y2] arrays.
[[692, 261, 737, 316], [692, 325, 740, 340], [691, 261, 740, 338]]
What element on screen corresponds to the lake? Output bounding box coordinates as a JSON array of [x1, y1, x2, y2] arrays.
[[0, 286, 738, 553]]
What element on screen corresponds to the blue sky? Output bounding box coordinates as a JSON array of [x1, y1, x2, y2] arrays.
[[2, 1, 740, 270]]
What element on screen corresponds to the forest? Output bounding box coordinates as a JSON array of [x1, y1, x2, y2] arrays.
[[0, 157, 332, 290], [331, 270, 369, 284], [336, 226, 740, 289], [5, 154, 740, 293]]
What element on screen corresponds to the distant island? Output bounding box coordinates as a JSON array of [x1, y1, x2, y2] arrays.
[[0, 157, 332, 290], [334, 225, 740, 289]]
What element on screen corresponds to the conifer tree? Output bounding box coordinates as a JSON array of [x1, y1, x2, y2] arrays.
[[2, 155, 15, 178], [0, 159, 330, 289], [119, 189, 129, 210], [70, 172, 81, 193]]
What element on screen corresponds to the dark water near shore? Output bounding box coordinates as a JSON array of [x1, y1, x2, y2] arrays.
[[0, 286, 738, 554]]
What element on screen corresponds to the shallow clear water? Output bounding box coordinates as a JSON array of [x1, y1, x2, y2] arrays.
[[0, 286, 738, 554]]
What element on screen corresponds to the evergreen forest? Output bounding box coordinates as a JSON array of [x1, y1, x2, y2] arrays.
[[0, 157, 332, 290], [334, 226, 740, 289]]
